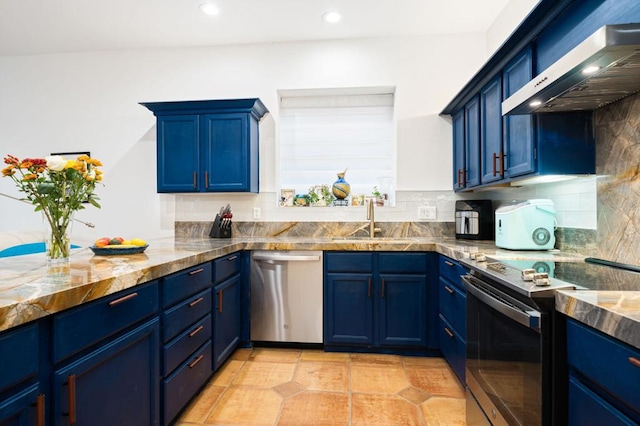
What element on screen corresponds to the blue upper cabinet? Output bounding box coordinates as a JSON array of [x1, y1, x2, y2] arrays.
[[452, 109, 465, 189], [463, 96, 481, 188], [480, 75, 503, 184], [141, 99, 269, 193]]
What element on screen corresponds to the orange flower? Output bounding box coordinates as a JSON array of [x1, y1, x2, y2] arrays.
[[1, 165, 15, 176], [23, 173, 37, 180]]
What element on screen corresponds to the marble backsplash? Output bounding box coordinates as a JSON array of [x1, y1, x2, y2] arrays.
[[594, 91, 640, 264]]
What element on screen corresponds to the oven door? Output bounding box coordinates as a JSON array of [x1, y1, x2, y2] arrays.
[[464, 273, 549, 426]]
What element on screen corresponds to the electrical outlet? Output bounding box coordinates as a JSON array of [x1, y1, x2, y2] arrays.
[[253, 207, 261, 219], [418, 206, 437, 220]]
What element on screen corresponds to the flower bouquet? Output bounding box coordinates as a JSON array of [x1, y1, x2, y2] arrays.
[[2, 154, 103, 263]]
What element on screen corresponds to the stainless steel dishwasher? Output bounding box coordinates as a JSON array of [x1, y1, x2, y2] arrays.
[[250, 251, 323, 344]]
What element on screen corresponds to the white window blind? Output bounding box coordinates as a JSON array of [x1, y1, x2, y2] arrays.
[[278, 89, 396, 201]]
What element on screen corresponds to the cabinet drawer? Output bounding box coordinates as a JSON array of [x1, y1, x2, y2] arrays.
[[438, 315, 465, 384], [439, 256, 466, 290], [0, 382, 41, 424], [164, 314, 212, 376], [53, 281, 159, 363], [163, 340, 212, 425], [0, 323, 39, 391], [439, 277, 466, 336], [214, 252, 241, 283], [569, 376, 636, 426], [379, 252, 427, 274], [163, 289, 212, 343], [567, 319, 640, 415], [324, 252, 373, 273], [163, 263, 212, 308]]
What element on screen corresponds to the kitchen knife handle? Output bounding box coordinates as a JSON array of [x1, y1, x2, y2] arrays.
[[629, 357, 640, 368]]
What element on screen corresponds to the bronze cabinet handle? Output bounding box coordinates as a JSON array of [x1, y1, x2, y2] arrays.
[[189, 355, 204, 368], [108, 292, 138, 307], [193, 172, 197, 189], [189, 325, 204, 338], [444, 327, 454, 338], [189, 297, 204, 307], [218, 289, 223, 313], [36, 394, 45, 426], [629, 357, 640, 368], [367, 278, 371, 298], [444, 285, 454, 295], [67, 374, 77, 425], [492, 152, 498, 176], [500, 151, 505, 175], [205, 171, 209, 189], [227, 255, 238, 261], [381, 279, 385, 298], [444, 260, 454, 267], [457, 169, 462, 188], [188, 268, 204, 275]]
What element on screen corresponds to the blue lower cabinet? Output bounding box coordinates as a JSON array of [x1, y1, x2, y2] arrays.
[[164, 340, 213, 425], [438, 255, 467, 384], [323, 252, 430, 352], [52, 318, 160, 426], [213, 275, 241, 370], [568, 376, 637, 426], [0, 384, 43, 426], [438, 315, 465, 384]]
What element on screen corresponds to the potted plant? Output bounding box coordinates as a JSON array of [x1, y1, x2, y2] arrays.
[[372, 186, 386, 206], [309, 184, 335, 206]]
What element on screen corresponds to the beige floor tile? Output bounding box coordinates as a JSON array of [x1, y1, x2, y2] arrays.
[[233, 361, 296, 387], [420, 396, 466, 425], [212, 359, 244, 386], [402, 356, 450, 368], [230, 348, 253, 361], [278, 391, 349, 425], [352, 393, 422, 426], [300, 350, 351, 363], [294, 361, 349, 392], [405, 366, 465, 398], [249, 348, 301, 363], [205, 386, 283, 425], [274, 381, 304, 398], [350, 353, 403, 365], [177, 382, 225, 423], [351, 363, 410, 394], [398, 386, 431, 405]]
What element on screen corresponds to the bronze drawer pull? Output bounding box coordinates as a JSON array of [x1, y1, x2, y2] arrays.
[[444, 327, 454, 338], [36, 394, 45, 426], [444, 285, 454, 295], [500, 151, 505, 175], [367, 278, 371, 298], [381, 279, 385, 298], [189, 297, 204, 307], [227, 255, 238, 261], [193, 172, 197, 189], [218, 290, 223, 312], [189, 354, 204, 368], [444, 260, 454, 267], [189, 325, 204, 337], [629, 357, 640, 368], [492, 152, 498, 176], [108, 292, 138, 307], [189, 268, 205, 275], [67, 374, 77, 424], [205, 171, 209, 189]]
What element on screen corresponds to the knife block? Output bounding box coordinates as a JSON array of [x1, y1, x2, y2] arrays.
[[209, 214, 232, 238]]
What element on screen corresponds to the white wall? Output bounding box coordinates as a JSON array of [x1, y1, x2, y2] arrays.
[[0, 34, 490, 240], [486, 0, 540, 55]]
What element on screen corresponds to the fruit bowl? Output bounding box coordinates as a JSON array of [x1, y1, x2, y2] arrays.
[[89, 244, 149, 256]]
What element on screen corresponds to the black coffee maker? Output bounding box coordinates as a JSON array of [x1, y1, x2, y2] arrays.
[[455, 200, 494, 240]]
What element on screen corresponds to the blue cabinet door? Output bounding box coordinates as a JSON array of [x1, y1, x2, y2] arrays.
[[213, 274, 241, 370], [0, 384, 42, 426], [480, 75, 503, 184], [156, 115, 199, 192], [53, 318, 160, 426], [452, 109, 465, 189], [324, 273, 374, 346], [201, 113, 253, 192], [377, 274, 427, 348], [503, 46, 535, 178], [464, 96, 481, 188]]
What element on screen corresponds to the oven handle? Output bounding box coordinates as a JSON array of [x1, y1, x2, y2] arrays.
[[463, 275, 541, 331]]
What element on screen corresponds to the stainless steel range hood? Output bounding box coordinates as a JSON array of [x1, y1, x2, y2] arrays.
[[502, 24, 640, 115]]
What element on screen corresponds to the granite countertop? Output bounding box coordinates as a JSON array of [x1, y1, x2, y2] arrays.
[[1, 236, 639, 350]]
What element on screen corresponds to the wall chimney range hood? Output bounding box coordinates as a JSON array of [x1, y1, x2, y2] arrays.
[[502, 24, 640, 115]]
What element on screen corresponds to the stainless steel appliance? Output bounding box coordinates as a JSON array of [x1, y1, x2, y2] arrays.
[[503, 23, 640, 115], [455, 200, 494, 240], [250, 251, 323, 344], [462, 255, 640, 425]]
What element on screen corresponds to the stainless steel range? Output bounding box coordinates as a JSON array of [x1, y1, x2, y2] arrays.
[[460, 254, 640, 425]]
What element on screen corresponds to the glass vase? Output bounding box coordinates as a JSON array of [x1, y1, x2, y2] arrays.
[[43, 211, 74, 265], [332, 170, 351, 200]]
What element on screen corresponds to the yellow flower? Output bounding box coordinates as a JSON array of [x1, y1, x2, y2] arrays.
[[1, 165, 15, 176], [87, 158, 103, 167], [77, 154, 90, 162]]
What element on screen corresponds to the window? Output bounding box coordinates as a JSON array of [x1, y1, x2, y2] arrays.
[[278, 87, 396, 205]]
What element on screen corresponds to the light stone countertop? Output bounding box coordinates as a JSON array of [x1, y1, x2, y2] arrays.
[[1, 236, 638, 350]]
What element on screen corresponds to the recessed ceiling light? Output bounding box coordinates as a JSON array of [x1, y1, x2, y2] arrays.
[[582, 65, 600, 75], [200, 3, 220, 16], [530, 100, 542, 107], [322, 11, 342, 23]]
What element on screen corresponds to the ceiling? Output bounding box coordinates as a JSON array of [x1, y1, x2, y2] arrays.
[[0, 0, 513, 56]]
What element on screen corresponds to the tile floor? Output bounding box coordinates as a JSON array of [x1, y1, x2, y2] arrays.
[[176, 348, 467, 425]]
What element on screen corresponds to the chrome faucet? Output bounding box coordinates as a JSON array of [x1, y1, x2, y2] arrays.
[[367, 198, 382, 238]]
